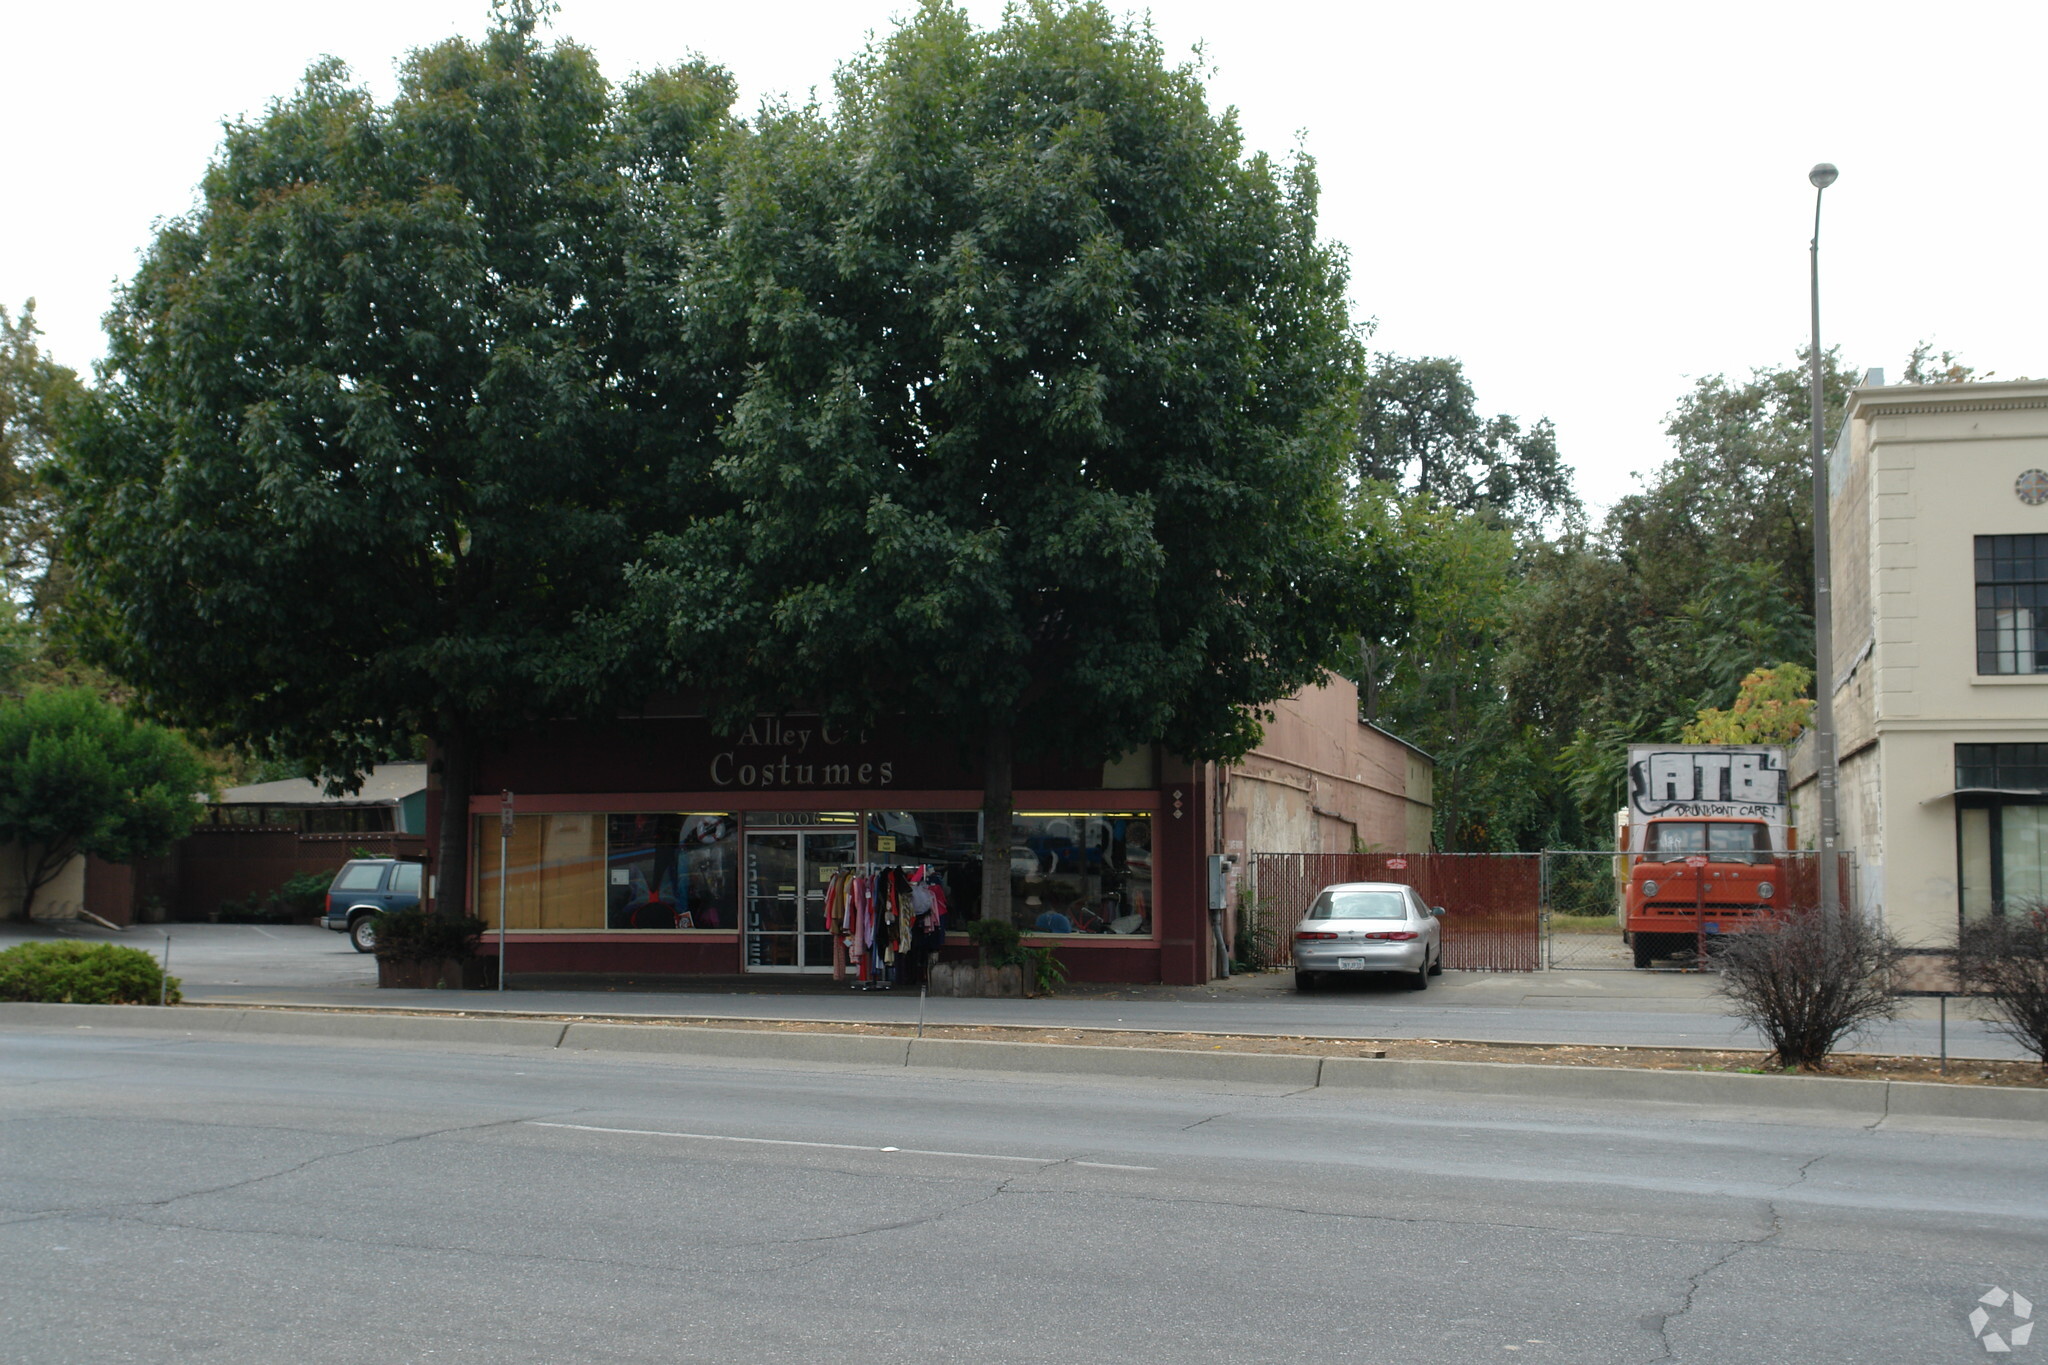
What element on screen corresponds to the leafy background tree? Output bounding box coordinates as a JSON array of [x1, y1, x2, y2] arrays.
[[1355, 352, 1576, 528], [1, 301, 89, 691], [620, 0, 1378, 922], [1682, 663, 1816, 745], [56, 5, 741, 910], [1355, 345, 1943, 849], [0, 687, 211, 922]]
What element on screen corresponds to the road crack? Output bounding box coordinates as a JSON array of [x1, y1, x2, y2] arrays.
[[3, 1107, 586, 1227], [1637, 1201, 1785, 1364]]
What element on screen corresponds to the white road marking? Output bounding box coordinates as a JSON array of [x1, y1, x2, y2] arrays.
[[523, 1122, 1154, 1170]]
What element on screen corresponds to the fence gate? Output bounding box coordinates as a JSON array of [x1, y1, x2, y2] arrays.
[[1246, 853, 1540, 972], [1539, 851, 1633, 969]]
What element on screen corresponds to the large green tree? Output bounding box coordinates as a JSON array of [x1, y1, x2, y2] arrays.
[[1, 302, 81, 613], [1606, 346, 1856, 611], [625, 0, 1373, 922], [0, 688, 211, 922], [1354, 352, 1576, 528], [56, 8, 739, 911]]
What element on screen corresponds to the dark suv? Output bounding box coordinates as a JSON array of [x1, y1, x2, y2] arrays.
[[321, 859, 424, 952]]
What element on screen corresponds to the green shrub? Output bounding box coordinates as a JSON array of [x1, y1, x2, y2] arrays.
[[1020, 944, 1068, 995], [1233, 923, 1267, 973], [277, 870, 335, 917], [966, 918, 1023, 966], [371, 908, 484, 962], [0, 941, 181, 1004], [211, 870, 341, 924]]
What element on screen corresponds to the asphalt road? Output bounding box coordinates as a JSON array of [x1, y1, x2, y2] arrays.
[[4, 1024, 2044, 1363], [4, 922, 2026, 1058]]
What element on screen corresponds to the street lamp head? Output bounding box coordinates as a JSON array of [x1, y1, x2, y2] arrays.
[[1809, 163, 1839, 189]]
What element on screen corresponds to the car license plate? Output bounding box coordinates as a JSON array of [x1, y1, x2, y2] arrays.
[[1338, 956, 1365, 971]]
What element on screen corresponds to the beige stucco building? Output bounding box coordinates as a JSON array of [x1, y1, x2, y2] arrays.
[[1217, 674, 1435, 860], [1790, 376, 2048, 947]]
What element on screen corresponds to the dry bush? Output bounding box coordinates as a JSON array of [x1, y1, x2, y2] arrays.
[[1715, 908, 1898, 1069], [1958, 908, 2048, 1073]]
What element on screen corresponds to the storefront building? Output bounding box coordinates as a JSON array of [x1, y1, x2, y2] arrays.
[[1789, 374, 2048, 946], [440, 676, 1432, 985]]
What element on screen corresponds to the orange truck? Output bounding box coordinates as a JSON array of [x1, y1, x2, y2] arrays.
[[1619, 744, 1792, 969]]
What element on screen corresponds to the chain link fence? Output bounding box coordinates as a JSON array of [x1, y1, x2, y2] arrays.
[[1540, 851, 1631, 970]]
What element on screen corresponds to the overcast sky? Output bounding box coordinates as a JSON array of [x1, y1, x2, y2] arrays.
[[7, 0, 2043, 511]]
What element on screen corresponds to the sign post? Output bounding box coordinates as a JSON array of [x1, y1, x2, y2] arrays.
[[498, 791, 514, 992]]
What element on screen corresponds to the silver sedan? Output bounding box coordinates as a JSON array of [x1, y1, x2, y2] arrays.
[[1292, 881, 1444, 991]]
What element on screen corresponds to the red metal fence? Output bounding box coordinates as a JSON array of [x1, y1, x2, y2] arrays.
[[1249, 853, 1541, 972]]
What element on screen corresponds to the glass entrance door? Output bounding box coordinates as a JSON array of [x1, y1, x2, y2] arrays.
[[745, 830, 857, 972]]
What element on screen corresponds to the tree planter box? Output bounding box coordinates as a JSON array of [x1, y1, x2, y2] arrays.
[[376, 957, 496, 990], [927, 961, 1025, 998]]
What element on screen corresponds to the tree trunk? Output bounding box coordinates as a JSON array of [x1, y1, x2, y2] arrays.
[[434, 711, 477, 921], [12, 840, 75, 923], [1357, 636, 1382, 722], [979, 719, 1014, 930]]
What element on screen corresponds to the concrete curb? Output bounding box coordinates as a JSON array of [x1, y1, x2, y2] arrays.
[[906, 1037, 1327, 1087], [7, 1002, 2044, 1123], [1316, 1055, 1893, 1114], [0, 1001, 568, 1049], [560, 1021, 911, 1067]]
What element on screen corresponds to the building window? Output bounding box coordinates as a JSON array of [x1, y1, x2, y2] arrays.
[[476, 813, 608, 930], [869, 811, 983, 922], [1956, 744, 2048, 918], [1010, 813, 1152, 935], [606, 814, 738, 929], [1956, 744, 2048, 793], [1975, 535, 2048, 674]]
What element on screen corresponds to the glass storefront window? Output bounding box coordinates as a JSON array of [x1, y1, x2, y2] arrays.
[[1956, 797, 2048, 919], [1960, 806, 1993, 920], [1010, 812, 1152, 936], [607, 814, 739, 929], [2003, 805, 2048, 909], [868, 811, 982, 924], [477, 813, 607, 929]]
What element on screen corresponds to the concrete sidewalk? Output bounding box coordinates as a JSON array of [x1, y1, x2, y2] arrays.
[[8, 999, 2045, 1125], [2, 919, 2024, 1059]]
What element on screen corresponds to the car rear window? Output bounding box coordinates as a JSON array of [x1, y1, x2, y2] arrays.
[[332, 863, 386, 891], [390, 863, 422, 894], [1308, 890, 1408, 920]]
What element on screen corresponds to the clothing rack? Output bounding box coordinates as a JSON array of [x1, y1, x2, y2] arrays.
[[823, 862, 952, 990]]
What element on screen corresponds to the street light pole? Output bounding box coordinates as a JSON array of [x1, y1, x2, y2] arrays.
[[1808, 162, 1842, 918]]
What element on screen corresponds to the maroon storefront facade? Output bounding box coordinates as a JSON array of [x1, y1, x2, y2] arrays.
[[429, 712, 1219, 985]]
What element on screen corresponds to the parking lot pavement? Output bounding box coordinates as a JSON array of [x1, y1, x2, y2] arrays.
[[0, 920, 377, 993]]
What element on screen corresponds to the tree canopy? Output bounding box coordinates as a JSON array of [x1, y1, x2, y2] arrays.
[[1681, 663, 1815, 745], [55, 8, 740, 909], [1, 302, 80, 613], [1355, 353, 1576, 528], [1359, 347, 1863, 848], [620, 0, 1376, 919], [0, 687, 211, 921]]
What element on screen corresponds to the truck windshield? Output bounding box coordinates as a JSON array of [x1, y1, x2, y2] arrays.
[[1644, 822, 1771, 865]]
